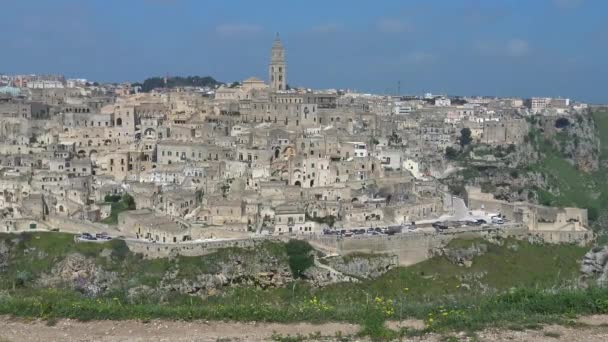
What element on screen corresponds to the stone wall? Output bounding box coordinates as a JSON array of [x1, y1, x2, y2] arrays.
[[303, 226, 529, 266], [528, 229, 594, 246], [125, 236, 286, 259], [0, 218, 52, 232], [46, 215, 118, 235]]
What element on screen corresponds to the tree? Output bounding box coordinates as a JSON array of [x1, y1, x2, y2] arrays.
[[140, 76, 222, 92], [460, 128, 472, 148], [445, 146, 459, 160], [122, 193, 136, 210]]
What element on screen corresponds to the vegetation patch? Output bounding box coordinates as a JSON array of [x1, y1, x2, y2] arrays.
[[285, 240, 314, 278], [0, 232, 599, 340], [101, 193, 136, 225]]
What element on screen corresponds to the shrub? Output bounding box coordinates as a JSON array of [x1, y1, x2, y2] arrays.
[[122, 194, 136, 210], [104, 194, 122, 203], [445, 147, 459, 160], [285, 240, 314, 278]]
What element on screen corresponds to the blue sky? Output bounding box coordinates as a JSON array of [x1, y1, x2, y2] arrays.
[[1, 0, 607, 102]]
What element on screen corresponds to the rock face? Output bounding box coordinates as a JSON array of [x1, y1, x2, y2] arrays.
[[38, 253, 119, 297], [302, 264, 358, 286], [542, 114, 600, 172], [0, 241, 9, 271], [157, 254, 294, 297], [580, 246, 608, 286], [322, 253, 398, 279], [433, 242, 488, 268]]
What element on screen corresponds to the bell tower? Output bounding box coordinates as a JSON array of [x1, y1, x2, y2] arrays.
[[269, 33, 286, 91]]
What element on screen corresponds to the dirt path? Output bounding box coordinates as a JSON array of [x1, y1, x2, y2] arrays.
[[1, 315, 608, 341], [0, 317, 359, 342]]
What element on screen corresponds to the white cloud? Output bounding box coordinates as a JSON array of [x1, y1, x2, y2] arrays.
[[311, 23, 343, 33], [376, 18, 413, 33], [215, 23, 262, 36], [553, 0, 584, 9]]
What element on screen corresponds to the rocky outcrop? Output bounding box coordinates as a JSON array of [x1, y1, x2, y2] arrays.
[[157, 254, 294, 297], [580, 246, 608, 286], [433, 242, 488, 267], [0, 241, 9, 271], [544, 114, 600, 172], [38, 253, 119, 297], [302, 262, 358, 287], [322, 253, 398, 279]]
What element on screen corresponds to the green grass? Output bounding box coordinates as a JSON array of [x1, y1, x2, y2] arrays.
[[1, 286, 608, 338], [526, 110, 608, 221], [592, 108, 608, 162], [0, 232, 289, 290], [0, 233, 599, 339]]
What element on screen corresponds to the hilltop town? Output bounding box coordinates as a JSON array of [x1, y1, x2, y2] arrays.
[[0, 36, 597, 262]]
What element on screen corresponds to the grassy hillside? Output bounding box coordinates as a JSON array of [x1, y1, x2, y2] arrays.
[[525, 109, 608, 222], [0, 232, 599, 338], [0, 232, 288, 291], [592, 108, 608, 162]]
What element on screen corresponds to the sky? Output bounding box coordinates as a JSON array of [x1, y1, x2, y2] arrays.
[[1, 0, 607, 103]]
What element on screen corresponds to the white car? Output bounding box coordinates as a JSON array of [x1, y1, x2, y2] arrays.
[[492, 217, 504, 224]]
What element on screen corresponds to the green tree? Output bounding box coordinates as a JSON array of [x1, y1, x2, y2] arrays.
[[285, 240, 314, 278], [460, 128, 472, 147], [122, 193, 136, 210], [445, 146, 459, 160]]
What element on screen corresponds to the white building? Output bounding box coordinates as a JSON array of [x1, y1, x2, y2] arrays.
[[27, 80, 65, 89], [531, 97, 550, 113], [393, 101, 412, 115], [346, 142, 368, 158], [435, 97, 451, 107]]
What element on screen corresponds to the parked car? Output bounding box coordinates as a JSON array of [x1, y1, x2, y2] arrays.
[[96, 233, 112, 241], [78, 233, 97, 241], [492, 217, 504, 224], [432, 222, 448, 231]]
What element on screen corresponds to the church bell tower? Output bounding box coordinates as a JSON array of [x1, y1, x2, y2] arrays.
[[269, 33, 286, 91]]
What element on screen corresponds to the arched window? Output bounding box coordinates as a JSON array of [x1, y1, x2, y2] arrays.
[[116, 118, 123, 126]]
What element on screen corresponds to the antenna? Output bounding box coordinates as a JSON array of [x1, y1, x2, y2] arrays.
[[397, 80, 401, 96]]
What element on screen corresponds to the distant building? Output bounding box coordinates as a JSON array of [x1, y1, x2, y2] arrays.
[[269, 34, 287, 91], [435, 97, 451, 107]]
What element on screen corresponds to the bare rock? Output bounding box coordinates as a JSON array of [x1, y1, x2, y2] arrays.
[[580, 246, 608, 286]]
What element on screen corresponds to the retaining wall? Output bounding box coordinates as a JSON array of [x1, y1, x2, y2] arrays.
[[125, 236, 287, 259], [303, 225, 529, 266]]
